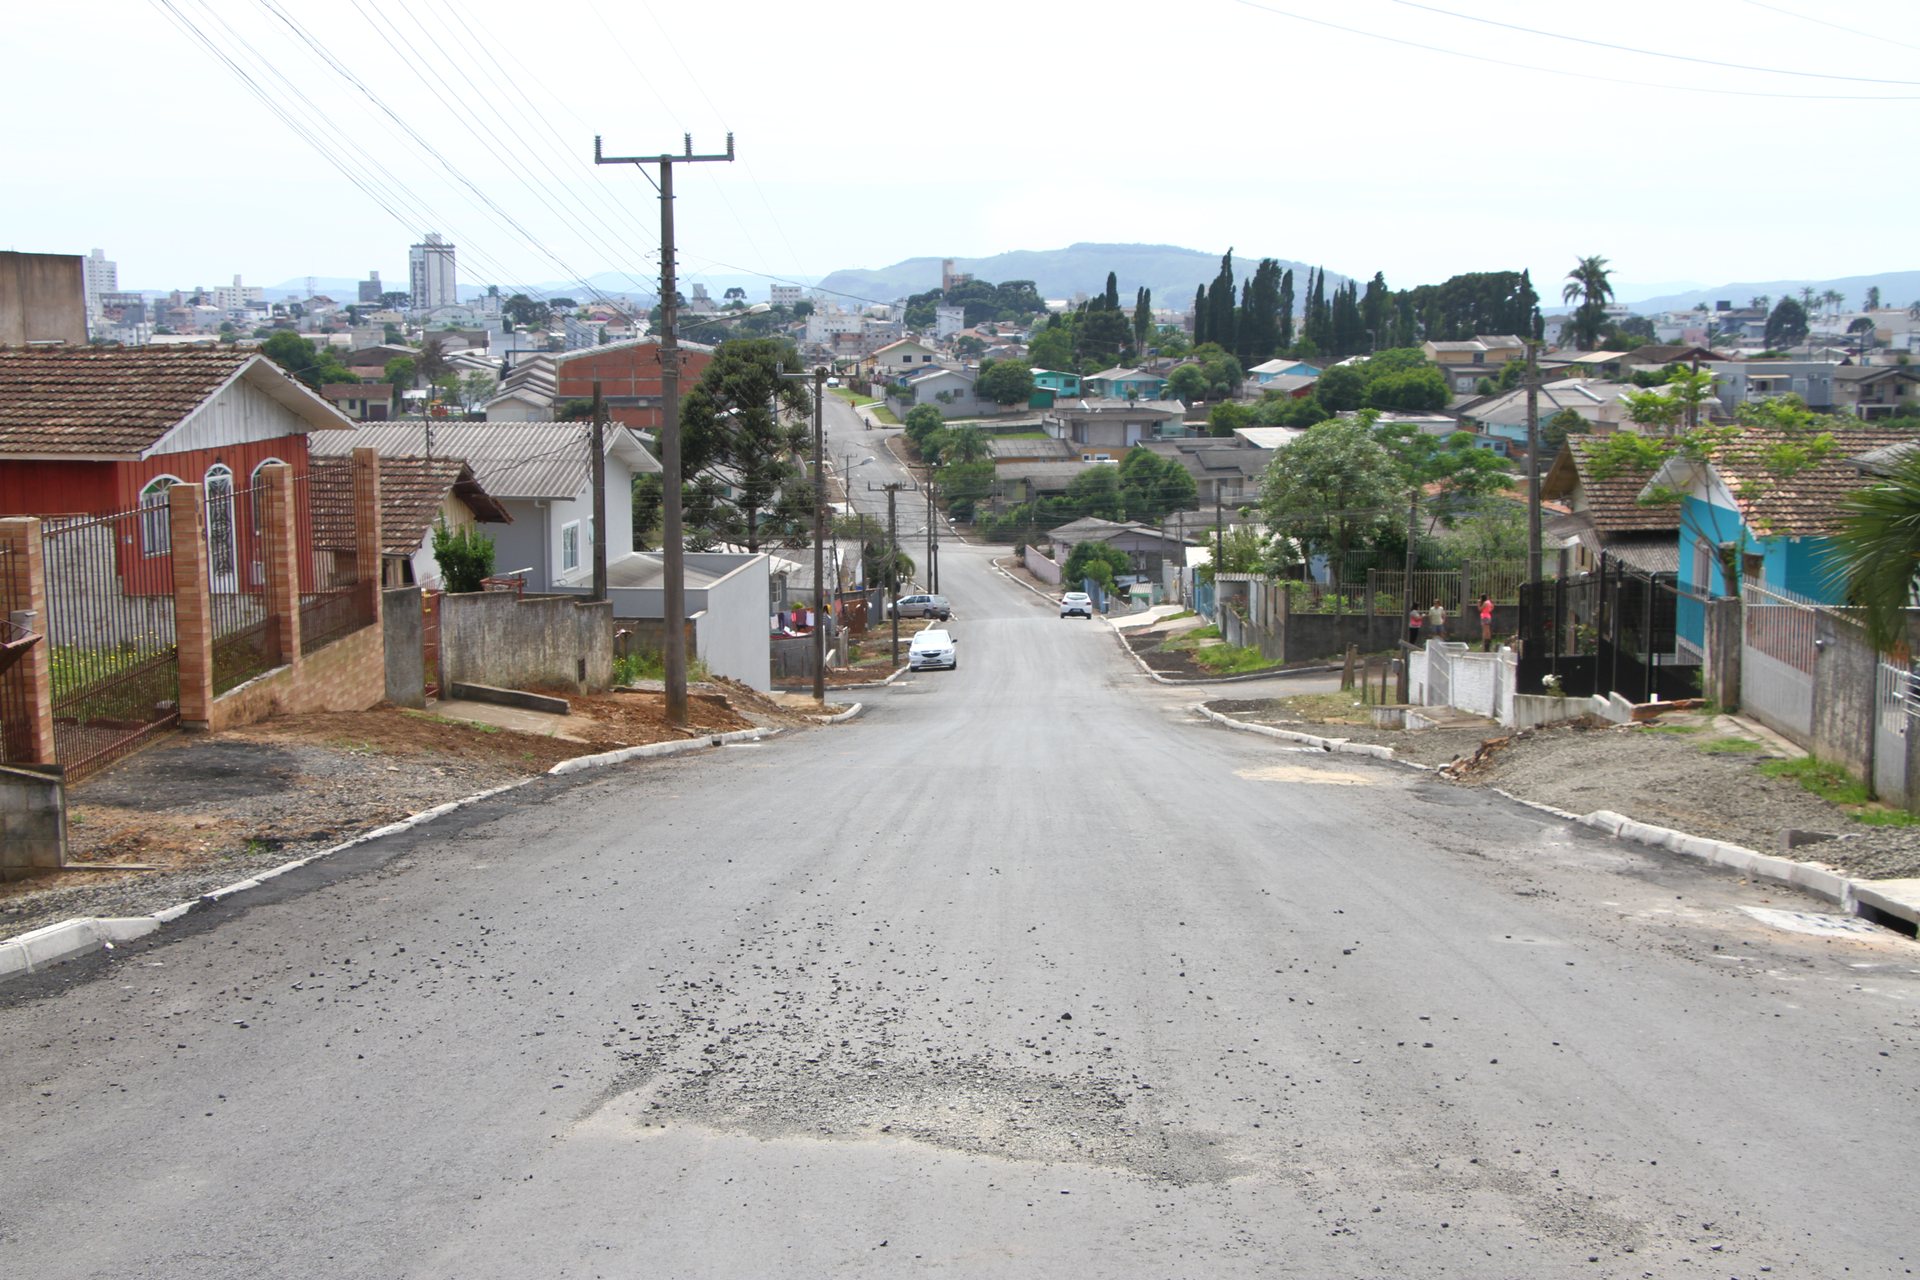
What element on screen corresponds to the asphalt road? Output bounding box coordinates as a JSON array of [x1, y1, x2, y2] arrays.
[[3, 538, 1918, 1278]]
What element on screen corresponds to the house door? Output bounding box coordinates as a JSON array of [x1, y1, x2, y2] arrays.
[[205, 464, 239, 593]]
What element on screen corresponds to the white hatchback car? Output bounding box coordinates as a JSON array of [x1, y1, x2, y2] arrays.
[[908, 628, 957, 671], [1059, 591, 1094, 619]]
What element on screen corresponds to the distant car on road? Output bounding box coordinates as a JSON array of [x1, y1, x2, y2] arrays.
[[908, 628, 957, 671], [1059, 591, 1094, 619], [891, 593, 951, 620]]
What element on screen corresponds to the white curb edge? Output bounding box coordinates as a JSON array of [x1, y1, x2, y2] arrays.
[[1196, 703, 1892, 921], [808, 702, 865, 724], [0, 729, 785, 984]]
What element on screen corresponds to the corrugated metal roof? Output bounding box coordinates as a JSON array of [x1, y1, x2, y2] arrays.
[[309, 420, 658, 499]]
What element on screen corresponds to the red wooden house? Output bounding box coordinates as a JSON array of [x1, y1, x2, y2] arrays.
[[0, 347, 354, 593]]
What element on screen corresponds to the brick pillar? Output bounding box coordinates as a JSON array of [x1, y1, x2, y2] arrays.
[[260, 463, 302, 667], [0, 518, 57, 765], [167, 484, 215, 729], [352, 447, 383, 625]]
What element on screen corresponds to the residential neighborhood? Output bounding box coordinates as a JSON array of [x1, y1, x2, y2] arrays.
[[4, 3, 1919, 1275]]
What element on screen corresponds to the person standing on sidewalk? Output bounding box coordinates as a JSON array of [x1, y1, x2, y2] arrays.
[[1427, 598, 1448, 641], [1408, 606, 1424, 647], [1479, 594, 1495, 651]]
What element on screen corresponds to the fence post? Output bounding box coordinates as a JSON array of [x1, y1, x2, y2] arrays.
[[1703, 596, 1741, 711], [352, 448, 384, 626], [261, 463, 303, 667], [1460, 563, 1473, 620], [167, 484, 215, 729], [0, 518, 57, 765]]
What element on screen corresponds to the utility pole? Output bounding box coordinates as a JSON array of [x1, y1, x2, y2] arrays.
[[590, 380, 607, 602], [925, 480, 938, 595], [1525, 339, 1543, 587], [594, 131, 735, 727], [885, 483, 903, 665], [1215, 490, 1224, 574]]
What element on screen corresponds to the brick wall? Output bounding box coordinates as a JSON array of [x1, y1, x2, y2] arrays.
[[209, 619, 385, 731]]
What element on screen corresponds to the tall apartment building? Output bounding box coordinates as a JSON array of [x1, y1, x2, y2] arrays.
[[359, 270, 383, 304], [83, 248, 118, 319], [211, 274, 264, 315], [770, 283, 803, 309], [409, 233, 457, 310]]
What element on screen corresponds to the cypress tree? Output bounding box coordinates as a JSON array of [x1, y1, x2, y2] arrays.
[[1207, 250, 1236, 357], [1103, 271, 1120, 312], [1277, 268, 1295, 351], [1133, 287, 1152, 353], [1193, 284, 1208, 346]]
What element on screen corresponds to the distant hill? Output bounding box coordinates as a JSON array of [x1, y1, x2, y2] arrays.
[[815, 243, 1343, 308], [1619, 271, 1920, 314]]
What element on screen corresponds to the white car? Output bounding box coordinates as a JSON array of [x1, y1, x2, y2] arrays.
[[908, 628, 957, 671], [1059, 591, 1094, 619]]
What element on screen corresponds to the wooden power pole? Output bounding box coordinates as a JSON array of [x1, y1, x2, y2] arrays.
[[594, 132, 735, 727]]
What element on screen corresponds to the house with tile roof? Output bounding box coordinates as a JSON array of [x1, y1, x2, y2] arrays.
[[0, 346, 355, 612], [311, 455, 510, 589], [1641, 426, 1920, 612], [553, 338, 715, 431], [310, 420, 658, 593], [1540, 437, 1681, 577], [1083, 367, 1169, 401], [1831, 365, 1920, 420]]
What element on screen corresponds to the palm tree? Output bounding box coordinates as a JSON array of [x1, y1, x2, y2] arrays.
[[1828, 448, 1920, 653], [1750, 295, 1771, 311], [1866, 286, 1883, 312], [1561, 255, 1614, 350], [1822, 288, 1845, 317], [1798, 285, 1818, 314]]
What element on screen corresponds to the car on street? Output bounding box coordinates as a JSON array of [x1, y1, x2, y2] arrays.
[[891, 593, 951, 620], [1059, 591, 1094, 618], [908, 628, 957, 670]]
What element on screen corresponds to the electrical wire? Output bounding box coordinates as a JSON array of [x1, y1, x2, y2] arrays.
[[1228, 0, 1920, 100], [1733, 0, 1920, 57], [1383, 0, 1920, 85]]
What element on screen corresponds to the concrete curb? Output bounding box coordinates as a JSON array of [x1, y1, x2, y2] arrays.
[[790, 664, 911, 692], [1198, 705, 1906, 926], [1104, 614, 1332, 686], [546, 727, 779, 775], [0, 729, 786, 984], [809, 702, 865, 724]]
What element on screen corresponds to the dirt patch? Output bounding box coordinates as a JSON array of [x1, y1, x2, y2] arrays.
[[1207, 698, 1920, 881], [1, 684, 769, 943]]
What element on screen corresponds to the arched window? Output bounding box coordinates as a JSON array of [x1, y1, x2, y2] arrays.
[[249, 456, 284, 535], [205, 463, 237, 589], [139, 475, 181, 557]]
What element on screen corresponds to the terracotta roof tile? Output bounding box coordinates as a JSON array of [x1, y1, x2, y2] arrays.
[[1710, 426, 1920, 536], [0, 347, 258, 458], [312, 455, 508, 558], [1559, 437, 1679, 537]]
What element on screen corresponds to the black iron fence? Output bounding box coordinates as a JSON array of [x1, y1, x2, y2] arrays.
[[1518, 554, 1703, 703], [209, 480, 276, 694], [40, 506, 180, 781], [295, 467, 375, 655]]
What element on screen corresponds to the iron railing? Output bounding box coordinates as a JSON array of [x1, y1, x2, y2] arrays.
[[1742, 581, 1820, 675], [208, 481, 277, 693], [40, 506, 180, 781], [0, 545, 37, 764], [294, 467, 375, 655]]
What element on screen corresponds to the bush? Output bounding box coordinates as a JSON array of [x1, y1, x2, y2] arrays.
[[433, 520, 496, 592]]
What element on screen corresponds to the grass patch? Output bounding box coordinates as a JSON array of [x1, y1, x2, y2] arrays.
[[1191, 643, 1274, 675], [1698, 736, 1764, 755], [404, 710, 501, 734], [1759, 756, 1871, 806], [1161, 609, 1195, 622], [829, 387, 877, 407], [870, 404, 902, 426], [1275, 691, 1372, 725], [613, 651, 709, 684], [1853, 807, 1920, 827], [1639, 723, 1704, 735], [994, 429, 1051, 439]]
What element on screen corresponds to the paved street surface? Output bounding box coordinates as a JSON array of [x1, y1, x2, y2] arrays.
[[4, 534, 1919, 1278]]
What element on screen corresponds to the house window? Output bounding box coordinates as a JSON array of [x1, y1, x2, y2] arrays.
[[205, 464, 237, 586], [562, 520, 580, 572], [249, 457, 284, 535], [139, 475, 180, 556]]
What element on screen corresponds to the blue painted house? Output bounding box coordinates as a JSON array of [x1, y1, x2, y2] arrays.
[[1031, 368, 1082, 397], [1643, 427, 1920, 646], [1084, 366, 1168, 401], [1248, 358, 1322, 386]]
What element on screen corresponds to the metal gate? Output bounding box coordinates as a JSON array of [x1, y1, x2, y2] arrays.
[[1875, 660, 1912, 805], [41, 507, 180, 781], [1740, 582, 1816, 741]]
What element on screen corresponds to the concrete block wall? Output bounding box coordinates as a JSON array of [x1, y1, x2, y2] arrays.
[[383, 586, 425, 709], [441, 591, 613, 693], [0, 764, 66, 881]]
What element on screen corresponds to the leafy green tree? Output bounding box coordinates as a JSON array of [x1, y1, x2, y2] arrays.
[[1621, 364, 1717, 434], [1028, 316, 1075, 372], [1561, 254, 1615, 350], [1258, 418, 1399, 582], [1765, 297, 1810, 348], [431, 520, 496, 592], [631, 473, 663, 549], [680, 338, 812, 551], [1363, 366, 1449, 411], [1167, 363, 1209, 403], [502, 294, 550, 328], [1208, 401, 1253, 438], [1315, 363, 1365, 412], [1543, 407, 1591, 454], [385, 356, 416, 394], [1865, 286, 1882, 312], [976, 359, 1035, 406], [259, 331, 352, 391], [1063, 540, 1131, 592], [902, 403, 944, 444], [1065, 464, 1124, 520], [418, 336, 450, 387], [1828, 449, 1920, 652], [460, 371, 497, 411], [1117, 447, 1196, 523], [1452, 501, 1529, 563], [1132, 287, 1153, 354]]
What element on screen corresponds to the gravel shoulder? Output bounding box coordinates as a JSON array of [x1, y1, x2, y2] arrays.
[[1, 682, 792, 943], [1208, 696, 1920, 881]]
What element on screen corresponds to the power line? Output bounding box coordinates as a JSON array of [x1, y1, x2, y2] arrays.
[[1734, 0, 1920, 56], [1227, 0, 1920, 100], [1383, 0, 1920, 85]]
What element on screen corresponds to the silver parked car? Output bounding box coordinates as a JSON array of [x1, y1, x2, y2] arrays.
[[891, 593, 951, 620]]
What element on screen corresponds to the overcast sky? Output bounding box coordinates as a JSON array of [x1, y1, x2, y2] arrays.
[[9, 0, 1915, 301]]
